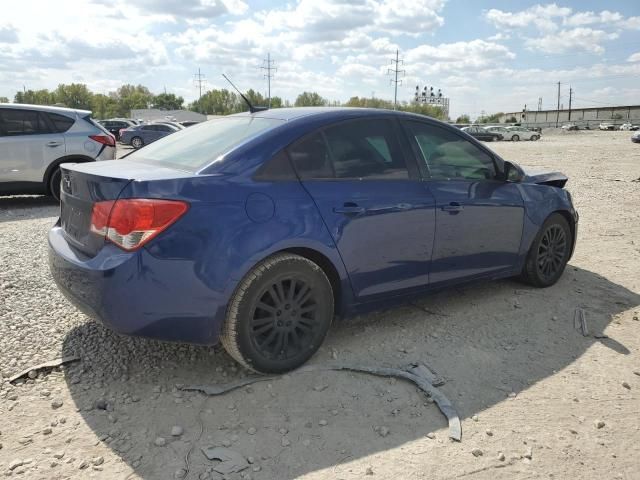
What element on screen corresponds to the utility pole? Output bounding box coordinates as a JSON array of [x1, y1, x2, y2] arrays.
[[555, 81, 561, 127], [193, 68, 206, 112], [537, 97, 542, 111], [260, 53, 276, 108], [568, 86, 573, 121], [387, 49, 405, 110]]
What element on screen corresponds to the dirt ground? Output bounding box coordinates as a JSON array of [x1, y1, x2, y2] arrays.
[[1, 130, 639, 480]]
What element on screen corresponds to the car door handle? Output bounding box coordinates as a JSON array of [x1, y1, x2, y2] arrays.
[[366, 203, 413, 213], [333, 204, 365, 215], [46, 141, 62, 147], [441, 202, 463, 213]]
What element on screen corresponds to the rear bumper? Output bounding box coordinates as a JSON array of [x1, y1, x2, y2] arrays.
[[48, 226, 227, 345]]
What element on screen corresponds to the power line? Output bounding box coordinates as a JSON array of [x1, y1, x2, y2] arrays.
[[387, 49, 405, 110], [260, 53, 276, 108]]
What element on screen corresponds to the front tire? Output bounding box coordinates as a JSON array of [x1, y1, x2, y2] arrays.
[[221, 253, 334, 374], [531, 135, 539, 141], [49, 168, 61, 202], [521, 213, 572, 287], [131, 136, 144, 149], [511, 134, 520, 142]]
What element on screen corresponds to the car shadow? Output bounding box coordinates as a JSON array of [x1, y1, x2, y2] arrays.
[[0, 195, 59, 223], [60, 265, 639, 479]]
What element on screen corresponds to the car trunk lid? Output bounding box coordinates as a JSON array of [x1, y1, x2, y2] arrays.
[[59, 160, 194, 257]]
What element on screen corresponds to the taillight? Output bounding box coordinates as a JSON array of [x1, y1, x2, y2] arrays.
[[89, 134, 116, 147], [90, 199, 188, 251]]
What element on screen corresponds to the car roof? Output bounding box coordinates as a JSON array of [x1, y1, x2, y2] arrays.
[[0, 103, 91, 116], [231, 106, 436, 123]]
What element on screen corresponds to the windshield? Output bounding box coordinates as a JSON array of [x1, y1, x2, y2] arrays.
[[126, 116, 283, 171]]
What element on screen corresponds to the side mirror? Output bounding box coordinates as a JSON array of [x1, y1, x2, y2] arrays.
[[503, 161, 524, 183]]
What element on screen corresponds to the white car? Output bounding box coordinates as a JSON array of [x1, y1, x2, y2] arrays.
[[485, 125, 511, 140], [0, 104, 116, 200], [504, 126, 541, 141], [599, 123, 615, 131], [619, 123, 639, 131]]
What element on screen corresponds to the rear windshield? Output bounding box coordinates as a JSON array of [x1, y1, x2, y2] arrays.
[[126, 117, 283, 171]]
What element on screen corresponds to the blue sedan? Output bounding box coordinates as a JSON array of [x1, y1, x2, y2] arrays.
[[49, 108, 578, 373]]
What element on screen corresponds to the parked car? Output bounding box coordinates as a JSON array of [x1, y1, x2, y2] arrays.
[[599, 123, 615, 131], [119, 123, 180, 149], [504, 126, 541, 141], [461, 126, 502, 141], [98, 118, 137, 140], [0, 103, 116, 201], [485, 126, 511, 139], [154, 121, 186, 131], [620, 123, 639, 131], [561, 123, 579, 131], [632, 131, 640, 143], [49, 108, 578, 373]]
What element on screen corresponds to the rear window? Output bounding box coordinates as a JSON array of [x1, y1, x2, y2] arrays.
[[47, 112, 75, 133], [127, 117, 282, 171]]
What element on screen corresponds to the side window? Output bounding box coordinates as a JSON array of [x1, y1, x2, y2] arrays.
[[405, 121, 497, 181], [47, 113, 74, 133], [141, 125, 155, 131], [288, 132, 334, 179], [323, 119, 408, 179], [0, 109, 51, 135], [254, 150, 297, 181], [157, 125, 173, 132]]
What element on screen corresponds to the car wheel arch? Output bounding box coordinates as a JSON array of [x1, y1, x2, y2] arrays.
[[43, 155, 96, 194]]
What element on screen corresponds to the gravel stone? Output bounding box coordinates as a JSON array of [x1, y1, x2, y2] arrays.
[[154, 437, 167, 447], [247, 427, 257, 435], [471, 448, 483, 457], [171, 426, 184, 436], [595, 420, 606, 429], [51, 399, 63, 409]]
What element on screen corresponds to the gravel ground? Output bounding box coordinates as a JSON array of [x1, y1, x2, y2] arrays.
[[1, 131, 639, 479]]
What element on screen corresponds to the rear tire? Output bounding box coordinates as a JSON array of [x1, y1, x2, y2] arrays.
[[520, 213, 572, 288], [511, 134, 520, 142], [221, 253, 334, 374], [131, 136, 144, 149], [49, 168, 61, 202], [531, 135, 539, 141]]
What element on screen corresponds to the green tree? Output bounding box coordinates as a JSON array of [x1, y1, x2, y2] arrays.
[[505, 116, 517, 123], [54, 83, 93, 110], [269, 96, 283, 108], [295, 91, 327, 107], [115, 84, 153, 116], [190, 89, 241, 115], [14, 89, 56, 105], [455, 114, 471, 124], [0, 96, 9, 103], [90, 93, 120, 119], [152, 93, 184, 110], [477, 112, 504, 124]]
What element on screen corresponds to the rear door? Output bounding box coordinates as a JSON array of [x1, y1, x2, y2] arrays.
[[0, 108, 65, 183], [402, 120, 524, 285], [288, 117, 436, 301]]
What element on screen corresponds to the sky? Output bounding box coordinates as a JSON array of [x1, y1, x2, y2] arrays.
[[0, 0, 639, 119]]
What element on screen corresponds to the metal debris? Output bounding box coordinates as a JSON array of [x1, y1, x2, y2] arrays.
[[200, 446, 248, 474], [182, 362, 462, 442], [573, 308, 589, 336], [9, 356, 80, 383]]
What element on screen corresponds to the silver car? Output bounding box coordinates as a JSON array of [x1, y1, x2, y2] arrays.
[[0, 104, 116, 200]]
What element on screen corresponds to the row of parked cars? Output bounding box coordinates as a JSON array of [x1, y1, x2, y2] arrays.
[[458, 125, 541, 142], [97, 118, 200, 148]]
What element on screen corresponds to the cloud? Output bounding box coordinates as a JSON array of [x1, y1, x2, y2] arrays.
[[485, 4, 572, 31], [0, 25, 18, 44], [130, 0, 248, 19], [564, 10, 623, 27], [525, 27, 618, 54], [628, 52, 640, 62]]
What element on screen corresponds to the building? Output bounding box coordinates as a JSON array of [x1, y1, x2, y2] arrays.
[[498, 105, 640, 129], [130, 109, 207, 123]]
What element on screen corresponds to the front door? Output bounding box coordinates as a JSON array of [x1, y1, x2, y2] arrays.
[[287, 118, 436, 301], [402, 120, 524, 285]]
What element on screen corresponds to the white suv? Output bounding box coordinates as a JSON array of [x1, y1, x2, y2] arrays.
[[0, 104, 116, 200], [504, 126, 541, 141]]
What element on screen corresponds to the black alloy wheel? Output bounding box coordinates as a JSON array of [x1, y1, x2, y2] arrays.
[[521, 213, 572, 287]]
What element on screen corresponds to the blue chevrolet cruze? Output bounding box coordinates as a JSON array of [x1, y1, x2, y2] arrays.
[[49, 108, 578, 373]]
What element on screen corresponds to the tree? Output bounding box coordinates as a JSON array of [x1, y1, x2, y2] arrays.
[[269, 96, 283, 108], [115, 84, 153, 116], [90, 94, 119, 119], [152, 93, 184, 110], [190, 89, 241, 115], [505, 116, 517, 123], [54, 84, 93, 110], [455, 114, 471, 124], [478, 112, 504, 124], [0, 96, 8, 103], [295, 91, 327, 107], [14, 89, 56, 105]]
